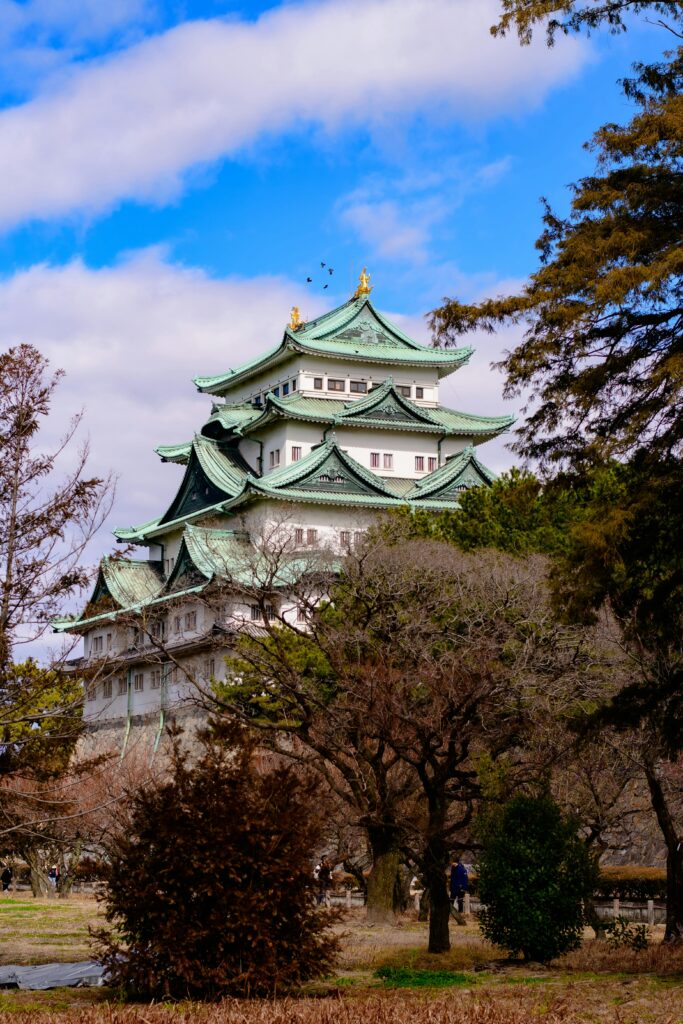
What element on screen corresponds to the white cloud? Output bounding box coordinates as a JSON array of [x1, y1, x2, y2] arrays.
[[0, 0, 157, 98], [0, 0, 587, 228], [337, 158, 513, 264], [0, 250, 326, 552]]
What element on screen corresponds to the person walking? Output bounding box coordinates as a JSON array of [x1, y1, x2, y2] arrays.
[[450, 857, 468, 913], [317, 857, 332, 906], [1, 865, 11, 891]]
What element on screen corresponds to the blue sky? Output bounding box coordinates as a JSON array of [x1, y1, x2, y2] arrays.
[[0, 0, 671, 614]]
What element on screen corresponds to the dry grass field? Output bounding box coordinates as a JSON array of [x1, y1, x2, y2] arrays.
[[0, 896, 681, 1022]]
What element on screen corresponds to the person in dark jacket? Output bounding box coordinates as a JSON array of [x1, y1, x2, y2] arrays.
[[1, 865, 11, 891], [450, 857, 468, 913]]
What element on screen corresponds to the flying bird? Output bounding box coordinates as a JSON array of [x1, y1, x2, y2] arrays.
[[323, 284, 329, 289], [320, 261, 326, 268], [328, 268, 334, 275], [306, 277, 313, 283]]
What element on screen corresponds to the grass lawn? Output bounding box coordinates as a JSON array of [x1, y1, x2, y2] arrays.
[[0, 898, 680, 1022]]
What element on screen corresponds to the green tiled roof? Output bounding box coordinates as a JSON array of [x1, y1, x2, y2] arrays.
[[99, 557, 164, 606], [251, 379, 513, 438], [194, 298, 472, 395], [252, 435, 395, 498], [406, 447, 496, 501], [155, 442, 192, 464]]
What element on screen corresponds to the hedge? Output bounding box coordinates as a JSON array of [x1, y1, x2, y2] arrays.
[[595, 866, 666, 901]]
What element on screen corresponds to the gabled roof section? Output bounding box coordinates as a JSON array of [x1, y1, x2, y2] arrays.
[[243, 380, 514, 440], [407, 447, 496, 503], [158, 435, 249, 527], [193, 297, 472, 396], [82, 556, 164, 617], [252, 434, 396, 500], [166, 524, 254, 589]]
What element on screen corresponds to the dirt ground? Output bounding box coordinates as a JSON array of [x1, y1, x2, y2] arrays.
[[0, 895, 681, 1022]]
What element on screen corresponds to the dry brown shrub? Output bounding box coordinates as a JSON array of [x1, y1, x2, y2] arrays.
[[559, 937, 683, 975], [0, 995, 579, 1024]]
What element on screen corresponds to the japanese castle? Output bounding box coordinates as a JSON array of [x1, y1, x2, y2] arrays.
[[57, 271, 513, 751]]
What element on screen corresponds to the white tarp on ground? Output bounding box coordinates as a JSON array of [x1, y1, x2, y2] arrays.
[[0, 961, 106, 989]]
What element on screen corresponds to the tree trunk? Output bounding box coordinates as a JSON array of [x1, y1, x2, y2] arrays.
[[425, 857, 450, 953], [366, 827, 400, 924], [645, 763, 683, 944], [24, 847, 50, 897]]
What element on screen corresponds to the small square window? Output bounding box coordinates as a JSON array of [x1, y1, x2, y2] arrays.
[[134, 673, 144, 692], [103, 680, 113, 699], [354, 531, 365, 546], [265, 605, 275, 622], [306, 528, 317, 545], [291, 446, 302, 462], [370, 452, 380, 469], [250, 604, 261, 621], [283, 382, 290, 396], [415, 456, 424, 472], [118, 678, 127, 695], [273, 387, 280, 397], [207, 658, 216, 678], [313, 377, 323, 390], [294, 527, 304, 544], [269, 449, 281, 468], [398, 385, 411, 397], [291, 378, 297, 391], [151, 670, 161, 690], [106, 633, 112, 651], [350, 381, 367, 394], [428, 456, 437, 472], [415, 387, 424, 399], [297, 606, 306, 623], [92, 635, 103, 653], [328, 378, 345, 392], [340, 530, 351, 546], [184, 611, 196, 630], [383, 453, 393, 470], [173, 615, 181, 633], [85, 684, 96, 702]]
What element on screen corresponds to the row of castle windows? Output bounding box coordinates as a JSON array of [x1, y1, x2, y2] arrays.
[[87, 661, 219, 702], [268, 447, 439, 473]]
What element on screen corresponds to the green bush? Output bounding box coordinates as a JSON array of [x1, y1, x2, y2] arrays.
[[595, 867, 666, 901], [95, 730, 339, 999], [605, 916, 650, 951], [476, 794, 594, 963]]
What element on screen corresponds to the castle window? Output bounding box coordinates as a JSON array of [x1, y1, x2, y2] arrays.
[[265, 605, 275, 622], [370, 452, 380, 468], [273, 387, 280, 397], [398, 385, 411, 397], [306, 528, 318, 545], [340, 530, 351, 546], [134, 673, 144, 692], [428, 456, 437, 472], [283, 382, 290, 396], [354, 531, 365, 546], [350, 381, 367, 393], [92, 635, 103, 654], [151, 670, 161, 689], [415, 387, 424, 399], [415, 456, 424, 472], [173, 615, 181, 633], [383, 453, 394, 470], [291, 378, 297, 391], [294, 527, 304, 545], [184, 611, 197, 631], [269, 449, 281, 468], [292, 446, 302, 462], [313, 377, 323, 390], [297, 606, 306, 623], [209, 658, 216, 677], [118, 678, 127, 695], [328, 379, 345, 392], [85, 684, 96, 702], [250, 605, 261, 621], [103, 680, 113, 699]]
